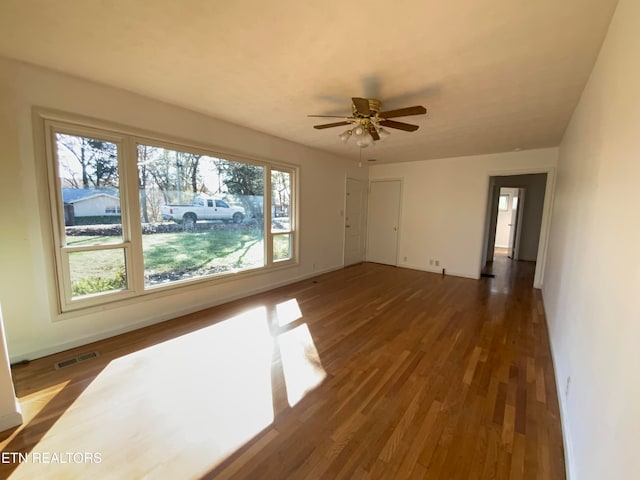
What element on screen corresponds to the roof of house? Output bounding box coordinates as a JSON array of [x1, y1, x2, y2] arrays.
[[62, 188, 119, 204]]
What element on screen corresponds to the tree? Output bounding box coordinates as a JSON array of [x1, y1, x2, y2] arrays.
[[57, 134, 118, 189], [138, 145, 152, 223], [271, 170, 290, 216], [216, 160, 264, 224], [137, 145, 208, 222], [217, 161, 264, 196], [141, 147, 204, 204]]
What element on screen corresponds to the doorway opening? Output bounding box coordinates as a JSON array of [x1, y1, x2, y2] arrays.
[[481, 173, 549, 286], [493, 187, 524, 260]]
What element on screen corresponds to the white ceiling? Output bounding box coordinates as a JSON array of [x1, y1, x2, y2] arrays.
[[0, 0, 618, 164]]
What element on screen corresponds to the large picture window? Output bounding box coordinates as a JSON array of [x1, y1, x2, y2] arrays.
[[137, 144, 266, 287], [42, 113, 297, 312]]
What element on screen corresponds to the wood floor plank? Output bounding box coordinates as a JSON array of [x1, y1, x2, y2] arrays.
[[1, 257, 566, 479], [378, 382, 425, 463]]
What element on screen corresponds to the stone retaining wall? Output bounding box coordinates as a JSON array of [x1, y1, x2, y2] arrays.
[[65, 220, 259, 236]]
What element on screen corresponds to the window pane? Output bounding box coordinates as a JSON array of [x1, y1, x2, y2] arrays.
[[55, 133, 122, 246], [69, 249, 127, 298], [498, 194, 509, 211], [271, 170, 291, 233], [137, 145, 265, 287], [273, 234, 291, 261]]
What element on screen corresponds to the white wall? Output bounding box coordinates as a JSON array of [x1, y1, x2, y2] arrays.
[[73, 195, 120, 217], [0, 57, 366, 362], [542, 0, 640, 478], [369, 148, 557, 279]]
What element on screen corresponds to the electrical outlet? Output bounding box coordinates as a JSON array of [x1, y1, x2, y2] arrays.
[[403, 256, 407, 262], [312, 263, 316, 271], [565, 376, 571, 397], [429, 259, 434, 266], [435, 260, 440, 267]]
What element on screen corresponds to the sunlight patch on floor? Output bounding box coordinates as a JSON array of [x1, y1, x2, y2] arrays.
[[9, 299, 327, 479], [10, 307, 275, 479], [278, 323, 327, 407], [17, 381, 70, 420], [275, 298, 302, 327]]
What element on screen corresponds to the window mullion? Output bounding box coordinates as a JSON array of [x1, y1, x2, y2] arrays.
[[45, 121, 74, 306], [59, 249, 74, 306], [265, 166, 273, 265], [292, 166, 297, 263], [62, 242, 129, 254], [122, 137, 145, 294]]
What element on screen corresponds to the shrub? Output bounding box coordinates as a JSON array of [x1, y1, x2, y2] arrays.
[[72, 271, 127, 297], [71, 215, 122, 225]]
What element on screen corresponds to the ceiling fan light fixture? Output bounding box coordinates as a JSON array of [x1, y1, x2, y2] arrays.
[[378, 127, 391, 140], [356, 132, 373, 148], [339, 129, 352, 143]]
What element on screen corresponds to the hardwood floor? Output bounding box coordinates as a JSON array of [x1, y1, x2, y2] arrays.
[[0, 259, 565, 479]]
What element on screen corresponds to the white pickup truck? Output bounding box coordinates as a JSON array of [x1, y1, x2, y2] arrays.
[[161, 196, 245, 226]]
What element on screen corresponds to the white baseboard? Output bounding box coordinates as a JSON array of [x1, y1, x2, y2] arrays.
[[9, 264, 344, 363], [398, 262, 480, 280], [540, 294, 574, 480]]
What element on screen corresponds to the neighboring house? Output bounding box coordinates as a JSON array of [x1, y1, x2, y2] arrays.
[[62, 188, 120, 223]]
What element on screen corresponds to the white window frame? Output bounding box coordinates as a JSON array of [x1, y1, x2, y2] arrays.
[[268, 167, 296, 263], [38, 110, 298, 314], [44, 121, 138, 311]]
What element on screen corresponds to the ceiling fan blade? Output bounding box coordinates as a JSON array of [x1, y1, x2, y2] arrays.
[[352, 97, 371, 116], [313, 121, 352, 129], [368, 124, 380, 141], [308, 115, 351, 118], [379, 120, 420, 132], [378, 105, 427, 119]]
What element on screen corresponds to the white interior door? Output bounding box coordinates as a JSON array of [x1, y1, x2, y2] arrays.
[[366, 180, 401, 265], [344, 178, 367, 266], [511, 188, 526, 260], [495, 187, 519, 252], [507, 191, 519, 258]]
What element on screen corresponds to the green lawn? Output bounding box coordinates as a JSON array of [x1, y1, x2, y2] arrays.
[[67, 234, 122, 247], [142, 228, 264, 284], [68, 227, 266, 295]]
